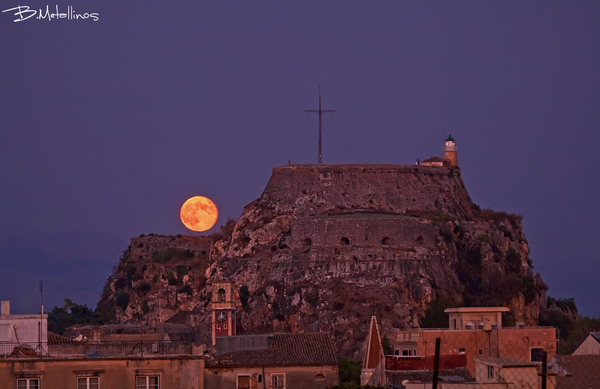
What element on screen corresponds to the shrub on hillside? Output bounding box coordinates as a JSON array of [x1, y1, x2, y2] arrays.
[[152, 248, 195, 263], [115, 292, 130, 310]]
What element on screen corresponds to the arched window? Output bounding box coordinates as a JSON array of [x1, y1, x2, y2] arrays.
[[315, 374, 325, 380], [303, 238, 312, 247], [340, 237, 350, 246], [416, 236, 424, 245], [218, 288, 226, 302], [381, 236, 393, 245]]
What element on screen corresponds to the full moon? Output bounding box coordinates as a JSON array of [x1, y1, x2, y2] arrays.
[[180, 196, 218, 232]]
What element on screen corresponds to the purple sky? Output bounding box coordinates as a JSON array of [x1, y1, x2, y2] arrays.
[[1, 2, 599, 317]]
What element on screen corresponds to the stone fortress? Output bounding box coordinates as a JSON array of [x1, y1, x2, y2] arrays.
[[101, 136, 546, 357]]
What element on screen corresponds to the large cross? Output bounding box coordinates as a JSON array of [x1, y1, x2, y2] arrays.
[[304, 87, 335, 164]]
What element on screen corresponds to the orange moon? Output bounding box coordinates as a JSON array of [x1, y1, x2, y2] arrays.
[[180, 196, 218, 232]]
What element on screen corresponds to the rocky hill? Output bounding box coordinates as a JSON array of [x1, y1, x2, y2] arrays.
[[97, 164, 547, 358]]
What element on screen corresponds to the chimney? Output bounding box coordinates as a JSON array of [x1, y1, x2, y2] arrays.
[[1, 301, 9, 316]]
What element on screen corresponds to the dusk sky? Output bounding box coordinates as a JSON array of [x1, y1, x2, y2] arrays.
[[1, 2, 599, 317]]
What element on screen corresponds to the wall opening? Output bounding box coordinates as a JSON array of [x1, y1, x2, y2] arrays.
[[218, 288, 226, 302], [303, 238, 312, 247], [381, 236, 393, 245], [340, 237, 350, 245], [416, 236, 424, 244]]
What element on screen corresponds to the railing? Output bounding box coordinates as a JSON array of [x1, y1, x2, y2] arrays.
[[0, 341, 199, 358], [396, 326, 555, 332]]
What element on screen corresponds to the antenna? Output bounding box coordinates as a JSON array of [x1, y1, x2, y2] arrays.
[[304, 83, 336, 164], [39, 281, 43, 314], [39, 281, 43, 353]]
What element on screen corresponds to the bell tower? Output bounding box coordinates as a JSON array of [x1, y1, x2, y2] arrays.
[[443, 135, 458, 166], [212, 281, 236, 345]]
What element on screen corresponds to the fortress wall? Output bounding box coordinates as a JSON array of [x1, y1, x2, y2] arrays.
[[291, 216, 437, 248], [268, 252, 432, 278], [259, 164, 476, 219], [128, 234, 211, 261]]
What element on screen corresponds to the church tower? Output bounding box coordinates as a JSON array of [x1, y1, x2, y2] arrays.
[[443, 135, 458, 166], [360, 316, 386, 386], [212, 281, 236, 346]]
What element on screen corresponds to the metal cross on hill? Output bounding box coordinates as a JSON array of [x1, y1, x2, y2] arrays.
[[304, 86, 335, 164]]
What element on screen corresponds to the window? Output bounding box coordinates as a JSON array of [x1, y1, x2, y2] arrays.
[[218, 288, 226, 302], [478, 349, 483, 356], [531, 348, 544, 362], [257, 374, 262, 383], [453, 318, 457, 329], [413, 349, 417, 356], [237, 375, 250, 389], [340, 237, 350, 245], [487, 366, 494, 378], [402, 349, 412, 356], [272, 374, 285, 388], [223, 324, 227, 329], [303, 238, 312, 246], [78, 377, 99, 389], [394, 350, 399, 355], [17, 379, 39, 389], [459, 348, 465, 353], [0, 324, 10, 341], [136, 376, 159, 389]]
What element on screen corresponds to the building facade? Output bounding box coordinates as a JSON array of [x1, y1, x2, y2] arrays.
[[0, 301, 48, 356]]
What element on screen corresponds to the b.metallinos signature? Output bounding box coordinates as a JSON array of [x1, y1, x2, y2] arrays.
[[2, 5, 99, 22]]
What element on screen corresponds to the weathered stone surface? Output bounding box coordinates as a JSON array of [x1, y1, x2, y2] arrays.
[[99, 164, 547, 358]]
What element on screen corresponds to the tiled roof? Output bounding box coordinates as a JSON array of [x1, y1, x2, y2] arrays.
[[107, 333, 164, 343], [386, 368, 473, 385], [553, 355, 600, 389], [206, 333, 337, 367], [475, 357, 538, 368], [422, 156, 446, 163], [165, 310, 194, 324], [48, 331, 79, 345], [591, 332, 600, 343], [11, 347, 40, 357], [167, 333, 196, 342]]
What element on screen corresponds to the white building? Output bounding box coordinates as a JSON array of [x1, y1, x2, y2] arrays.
[[0, 301, 48, 355]]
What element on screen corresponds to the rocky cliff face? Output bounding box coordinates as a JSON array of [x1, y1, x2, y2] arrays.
[[98, 164, 547, 358]]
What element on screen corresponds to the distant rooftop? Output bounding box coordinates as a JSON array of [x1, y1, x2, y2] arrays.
[[444, 307, 510, 313]]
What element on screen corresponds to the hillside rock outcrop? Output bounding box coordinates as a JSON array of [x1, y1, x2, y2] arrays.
[[98, 164, 547, 358]]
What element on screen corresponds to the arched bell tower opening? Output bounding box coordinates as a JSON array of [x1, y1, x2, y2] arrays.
[[212, 281, 236, 345]]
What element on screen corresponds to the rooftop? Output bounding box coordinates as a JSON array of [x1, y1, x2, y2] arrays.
[[444, 307, 510, 313], [207, 333, 337, 367], [386, 368, 473, 385], [552, 355, 600, 389], [475, 357, 538, 368]]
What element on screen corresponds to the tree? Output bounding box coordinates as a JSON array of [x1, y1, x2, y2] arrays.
[[47, 298, 96, 335], [239, 285, 250, 308]]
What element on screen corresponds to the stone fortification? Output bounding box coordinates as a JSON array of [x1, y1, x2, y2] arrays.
[[100, 163, 547, 358], [258, 164, 475, 219]]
